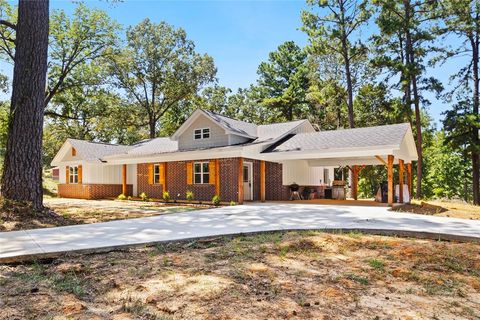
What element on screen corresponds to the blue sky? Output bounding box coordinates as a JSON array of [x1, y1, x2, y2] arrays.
[[2, 0, 467, 126]]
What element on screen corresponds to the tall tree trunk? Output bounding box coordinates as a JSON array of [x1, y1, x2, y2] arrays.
[[1, 0, 50, 211], [403, 0, 423, 199], [471, 35, 480, 205], [148, 116, 156, 139]]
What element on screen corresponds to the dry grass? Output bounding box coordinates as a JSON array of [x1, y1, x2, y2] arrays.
[[394, 199, 480, 220], [0, 198, 197, 232], [1, 231, 480, 319]]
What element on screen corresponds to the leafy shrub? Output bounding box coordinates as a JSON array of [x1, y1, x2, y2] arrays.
[[186, 190, 194, 202], [229, 201, 236, 206], [117, 194, 127, 200], [127, 196, 132, 200], [212, 195, 221, 206], [139, 192, 148, 201], [163, 191, 170, 202]]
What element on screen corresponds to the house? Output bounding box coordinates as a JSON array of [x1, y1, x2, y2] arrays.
[[51, 109, 418, 206]]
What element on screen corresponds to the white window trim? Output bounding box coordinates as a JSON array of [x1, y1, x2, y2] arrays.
[[69, 165, 79, 184], [193, 127, 211, 140], [193, 161, 210, 184], [153, 163, 161, 184]]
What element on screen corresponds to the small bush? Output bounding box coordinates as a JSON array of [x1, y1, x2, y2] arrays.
[[127, 196, 132, 200], [230, 201, 236, 206], [186, 190, 194, 202], [117, 194, 127, 200], [163, 191, 170, 202], [139, 192, 148, 201], [212, 195, 221, 206]]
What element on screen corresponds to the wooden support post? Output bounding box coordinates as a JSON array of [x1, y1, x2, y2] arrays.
[[215, 159, 220, 196], [399, 159, 404, 203], [352, 165, 359, 200], [162, 163, 167, 193], [407, 162, 412, 200], [387, 155, 394, 206], [260, 160, 266, 202], [122, 164, 127, 196], [238, 158, 244, 204]]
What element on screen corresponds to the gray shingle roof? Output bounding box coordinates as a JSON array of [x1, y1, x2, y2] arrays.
[[202, 110, 258, 138], [256, 120, 307, 142], [127, 137, 178, 155], [68, 139, 133, 162], [265, 123, 410, 153]]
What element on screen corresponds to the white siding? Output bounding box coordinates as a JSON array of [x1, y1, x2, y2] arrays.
[[228, 134, 250, 145], [59, 165, 67, 184], [178, 114, 229, 150], [282, 160, 335, 186]]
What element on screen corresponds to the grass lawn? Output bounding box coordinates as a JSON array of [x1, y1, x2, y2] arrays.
[[393, 199, 480, 220], [0, 198, 198, 232], [1, 231, 479, 319]]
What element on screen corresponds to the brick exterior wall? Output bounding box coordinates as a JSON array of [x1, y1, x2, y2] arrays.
[[58, 184, 132, 199], [265, 162, 290, 201], [137, 163, 164, 199], [57, 158, 288, 202]]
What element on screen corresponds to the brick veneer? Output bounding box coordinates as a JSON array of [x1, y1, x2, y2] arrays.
[[58, 158, 289, 202], [265, 162, 290, 201], [58, 184, 132, 199]]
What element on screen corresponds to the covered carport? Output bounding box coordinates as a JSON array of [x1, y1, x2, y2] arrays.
[[259, 123, 418, 207]]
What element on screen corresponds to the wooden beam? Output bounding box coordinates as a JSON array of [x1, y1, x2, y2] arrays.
[[375, 155, 387, 166], [387, 155, 394, 206], [260, 160, 266, 202], [122, 164, 127, 196], [238, 158, 244, 204], [215, 159, 220, 196], [399, 159, 404, 203], [352, 165, 359, 200], [407, 162, 412, 200]]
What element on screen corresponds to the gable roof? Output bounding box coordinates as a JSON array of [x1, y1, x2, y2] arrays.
[[51, 139, 133, 166], [171, 109, 258, 140], [265, 123, 411, 153], [202, 110, 258, 138]]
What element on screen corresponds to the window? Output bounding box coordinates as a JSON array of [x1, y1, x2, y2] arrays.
[[72, 147, 76, 156], [194, 162, 209, 184], [69, 166, 78, 184], [194, 128, 210, 140], [323, 168, 331, 185], [154, 164, 161, 184]]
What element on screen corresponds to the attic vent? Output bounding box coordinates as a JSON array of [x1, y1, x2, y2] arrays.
[[72, 147, 76, 156]]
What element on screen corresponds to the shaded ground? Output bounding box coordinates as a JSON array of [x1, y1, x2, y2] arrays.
[[394, 199, 480, 220], [0, 198, 197, 232], [1, 231, 479, 320]]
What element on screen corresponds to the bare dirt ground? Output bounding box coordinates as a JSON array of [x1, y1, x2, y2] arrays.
[[393, 199, 480, 220], [1, 231, 479, 320], [0, 198, 197, 232]]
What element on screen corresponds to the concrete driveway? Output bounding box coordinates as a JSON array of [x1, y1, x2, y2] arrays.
[[1, 202, 480, 262]]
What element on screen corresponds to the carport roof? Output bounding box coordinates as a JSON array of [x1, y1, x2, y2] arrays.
[[265, 123, 411, 153]]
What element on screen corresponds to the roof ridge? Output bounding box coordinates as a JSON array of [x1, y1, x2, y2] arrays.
[[202, 109, 256, 125], [68, 138, 130, 147], [258, 119, 307, 126]]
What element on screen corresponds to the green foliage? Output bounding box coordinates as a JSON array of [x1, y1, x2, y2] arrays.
[[212, 195, 221, 206], [230, 201, 236, 206], [117, 194, 127, 200], [423, 131, 472, 201], [110, 19, 216, 138], [256, 41, 311, 121], [139, 192, 148, 201], [186, 190, 194, 202], [163, 191, 170, 202]]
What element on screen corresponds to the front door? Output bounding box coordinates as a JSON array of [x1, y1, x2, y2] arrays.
[[243, 162, 253, 201]]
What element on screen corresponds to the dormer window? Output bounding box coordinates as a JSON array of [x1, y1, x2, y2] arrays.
[[194, 128, 210, 140]]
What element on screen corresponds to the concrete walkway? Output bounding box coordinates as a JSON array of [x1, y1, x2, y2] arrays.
[[1, 203, 480, 262]]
